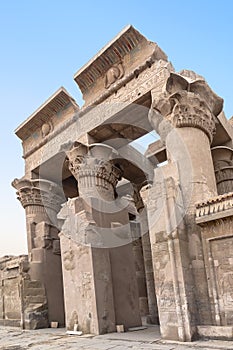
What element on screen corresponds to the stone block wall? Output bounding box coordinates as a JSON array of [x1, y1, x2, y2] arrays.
[[0, 255, 49, 329], [196, 194, 233, 327], [0, 255, 28, 326]]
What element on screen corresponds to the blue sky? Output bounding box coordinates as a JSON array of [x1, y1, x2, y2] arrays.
[[1, 0, 233, 256]]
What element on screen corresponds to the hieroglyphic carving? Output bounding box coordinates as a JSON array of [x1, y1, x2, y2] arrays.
[[106, 60, 173, 104], [23, 61, 173, 168], [209, 236, 233, 325], [198, 204, 233, 326]]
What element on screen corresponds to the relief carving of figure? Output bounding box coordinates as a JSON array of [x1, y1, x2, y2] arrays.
[[105, 62, 124, 89]]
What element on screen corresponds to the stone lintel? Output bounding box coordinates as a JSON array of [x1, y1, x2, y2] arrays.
[[145, 139, 167, 164], [74, 25, 167, 105], [15, 87, 79, 141], [0, 255, 28, 271], [214, 111, 233, 147]]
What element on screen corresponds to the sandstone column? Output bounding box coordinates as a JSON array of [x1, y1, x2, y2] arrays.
[[148, 71, 223, 340], [129, 184, 159, 324], [59, 143, 141, 334], [129, 216, 149, 321], [126, 187, 150, 321], [140, 185, 159, 324], [12, 178, 65, 327], [211, 146, 233, 195]]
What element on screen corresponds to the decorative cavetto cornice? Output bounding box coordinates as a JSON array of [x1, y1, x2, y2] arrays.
[[150, 71, 223, 143], [15, 87, 79, 141], [196, 192, 233, 224], [12, 178, 65, 213], [74, 25, 167, 94]]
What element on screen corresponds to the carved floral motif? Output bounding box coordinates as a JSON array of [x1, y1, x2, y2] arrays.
[[66, 144, 123, 200], [149, 71, 223, 143], [170, 91, 216, 142], [12, 178, 64, 213], [152, 90, 216, 143]]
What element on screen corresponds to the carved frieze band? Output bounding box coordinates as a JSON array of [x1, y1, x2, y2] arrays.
[[23, 61, 173, 165], [196, 192, 233, 219], [201, 219, 233, 325]]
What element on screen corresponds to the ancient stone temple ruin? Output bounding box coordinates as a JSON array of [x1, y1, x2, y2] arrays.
[[2, 25, 233, 341]]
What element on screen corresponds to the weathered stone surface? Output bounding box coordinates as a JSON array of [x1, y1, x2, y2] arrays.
[[9, 25, 233, 343], [197, 325, 233, 340], [24, 303, 49, 330], [0, 255, 48, 330]]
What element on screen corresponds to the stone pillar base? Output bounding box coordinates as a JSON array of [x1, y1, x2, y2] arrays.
[[197, 325, 233, 340]]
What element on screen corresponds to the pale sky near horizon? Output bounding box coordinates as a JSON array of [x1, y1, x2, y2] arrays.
[[1, 0, 233, 256]]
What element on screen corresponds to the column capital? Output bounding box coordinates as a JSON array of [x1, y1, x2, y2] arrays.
[[211, 146, 233, 194], [12, 178, 65, 213], [149, 71, 223, 143], [66, 142, 88, 179], [66, 143, 123, 200]]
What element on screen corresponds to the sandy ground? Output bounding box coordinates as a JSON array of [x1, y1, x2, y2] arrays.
[[1, 325, 233, 350]]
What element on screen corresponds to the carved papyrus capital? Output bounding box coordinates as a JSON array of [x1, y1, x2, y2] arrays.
[[66, 143, 123, 200], [171, 91, 215, 142], [66, 142, 88, 179], [149, 71, 223, 143], [12, 178, 65, 213]]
